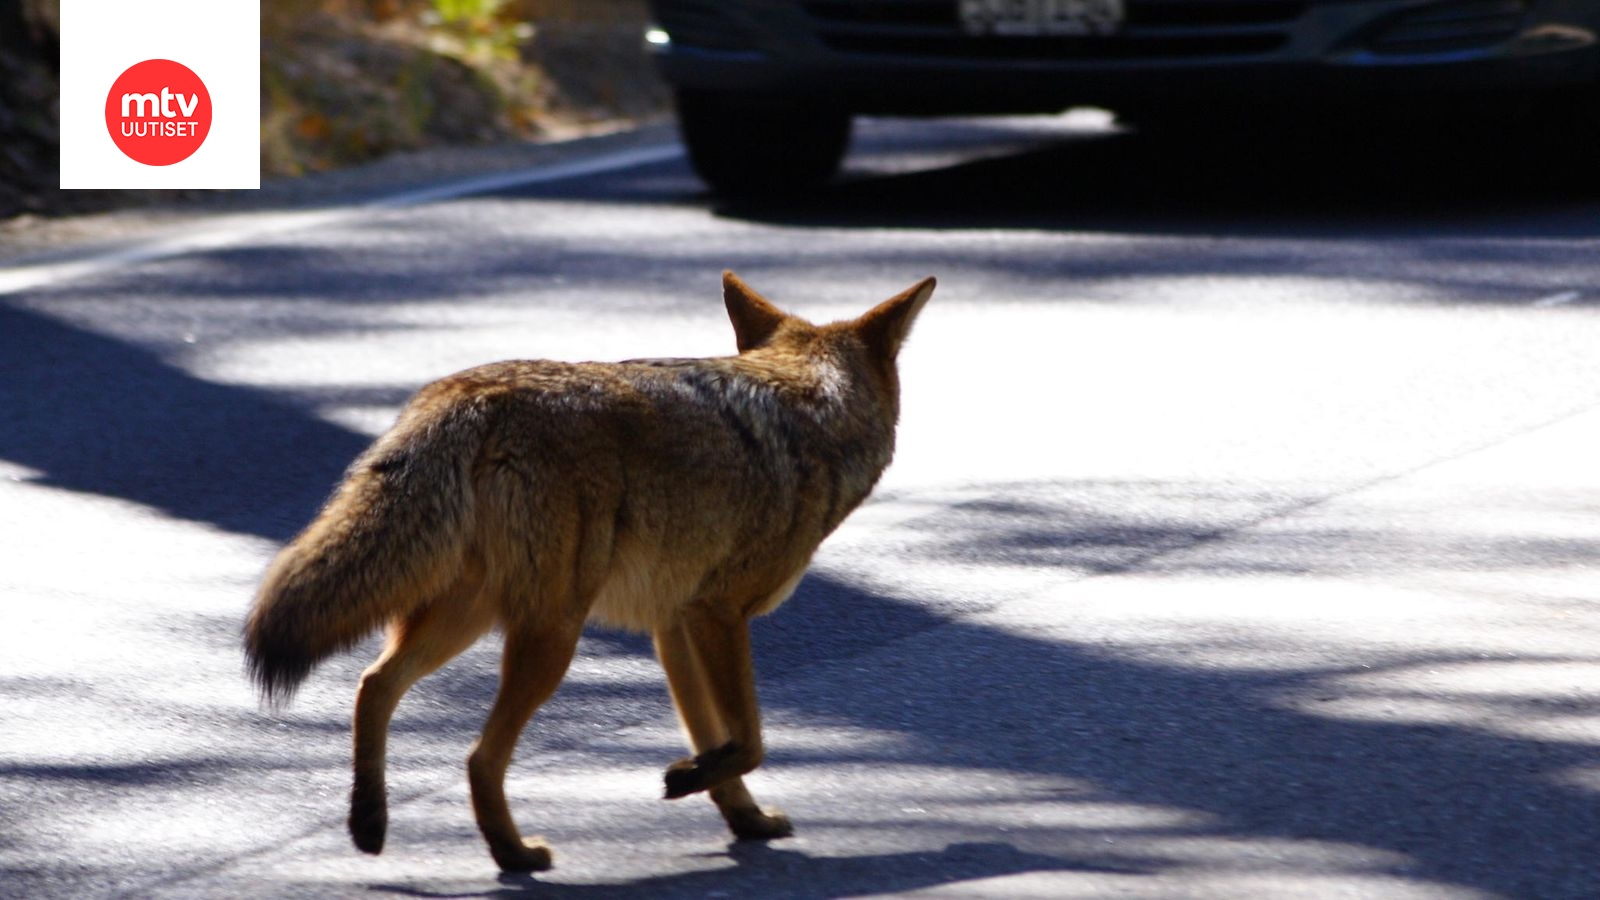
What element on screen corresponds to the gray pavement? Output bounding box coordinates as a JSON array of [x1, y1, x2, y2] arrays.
[[2, 115, 1599, 898]]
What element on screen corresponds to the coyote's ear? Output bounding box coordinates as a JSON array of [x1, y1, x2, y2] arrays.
[[723, 270, 787, 352], [854, 276, 936, 360]]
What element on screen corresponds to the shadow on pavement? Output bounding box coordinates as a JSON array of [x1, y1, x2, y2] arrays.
[[743, 569, 1600, 899], [0, 304, 370, 541], [3, 120, 1599, 898], [271, 554, 1598, 899], [5, 303, 1598, 897]]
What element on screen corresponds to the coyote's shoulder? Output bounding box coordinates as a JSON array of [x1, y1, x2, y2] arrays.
[[390, 303, 906, 632], [243, 271, 934, 873]]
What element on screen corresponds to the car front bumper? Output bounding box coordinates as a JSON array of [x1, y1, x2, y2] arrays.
[[648, 0, 1600, 113]]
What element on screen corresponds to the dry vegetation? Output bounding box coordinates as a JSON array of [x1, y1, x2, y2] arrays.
[[0, 0, 665, 219], [0, 0, 62, 218]]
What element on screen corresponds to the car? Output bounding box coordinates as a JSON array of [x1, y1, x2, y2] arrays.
[[645, 0, 1600, 194]]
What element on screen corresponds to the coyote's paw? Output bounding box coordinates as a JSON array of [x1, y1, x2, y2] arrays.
[[726, 806, 794, 841], [663, 756, 705, 799], [663, 742, 743, 799], [489, 836, 554, 873], [348, 784, 387, 855]]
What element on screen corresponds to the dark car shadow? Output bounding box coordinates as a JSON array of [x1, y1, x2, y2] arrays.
[[493, 107, 1600, 241], [719, 113, 1600, 239]]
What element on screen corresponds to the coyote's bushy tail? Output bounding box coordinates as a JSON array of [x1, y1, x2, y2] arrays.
[[243, 406, 482, 705]]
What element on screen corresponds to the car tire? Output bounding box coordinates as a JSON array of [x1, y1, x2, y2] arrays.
[[675, 90, 851, 198]]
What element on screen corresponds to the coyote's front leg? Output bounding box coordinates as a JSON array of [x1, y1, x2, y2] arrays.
[[654, 611, 792, 839]]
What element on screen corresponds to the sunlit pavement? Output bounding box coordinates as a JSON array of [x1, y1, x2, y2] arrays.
[[3, 116, 1599, 897]]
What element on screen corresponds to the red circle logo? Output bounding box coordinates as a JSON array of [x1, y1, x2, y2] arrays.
[[105, 59, 212, 167]]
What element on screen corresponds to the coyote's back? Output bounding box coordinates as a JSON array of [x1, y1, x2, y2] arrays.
[[243, 271, 934, 872]]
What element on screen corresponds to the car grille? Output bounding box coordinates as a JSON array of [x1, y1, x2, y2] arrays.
[[800, 0, 1306, 60], [1363, 0, 1528, 55], [656, 0, 761, 52]]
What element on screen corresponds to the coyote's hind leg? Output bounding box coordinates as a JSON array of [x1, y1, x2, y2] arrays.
[[467, 617, 584, 872], [350, 567, 494, 854]]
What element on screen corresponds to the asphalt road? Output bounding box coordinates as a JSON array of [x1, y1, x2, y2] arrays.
[[3, 114, 1600, 898]]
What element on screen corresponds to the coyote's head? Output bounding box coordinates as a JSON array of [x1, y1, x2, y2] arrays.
[[719, 269, 935, 405]]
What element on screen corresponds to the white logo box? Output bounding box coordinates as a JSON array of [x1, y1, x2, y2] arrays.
[[60, 0, 259, 189]]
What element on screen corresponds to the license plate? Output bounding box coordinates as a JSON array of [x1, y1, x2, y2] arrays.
[[959, 0, 1125, 37]]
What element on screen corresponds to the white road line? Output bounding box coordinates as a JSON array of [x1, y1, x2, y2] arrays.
[[1533, 290, 1582, 308], [0, 142, 684, 297], [365, 143, 683, 209]]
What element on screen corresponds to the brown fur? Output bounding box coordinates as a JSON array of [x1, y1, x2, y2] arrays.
[[242, 271, 934, 872]]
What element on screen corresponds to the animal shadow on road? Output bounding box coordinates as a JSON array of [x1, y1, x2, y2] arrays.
[[376, 842, 1137, 899], [332, 543, 1600, 899]]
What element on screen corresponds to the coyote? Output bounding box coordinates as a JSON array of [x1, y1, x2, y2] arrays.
[[243, 271, 935, 871]]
